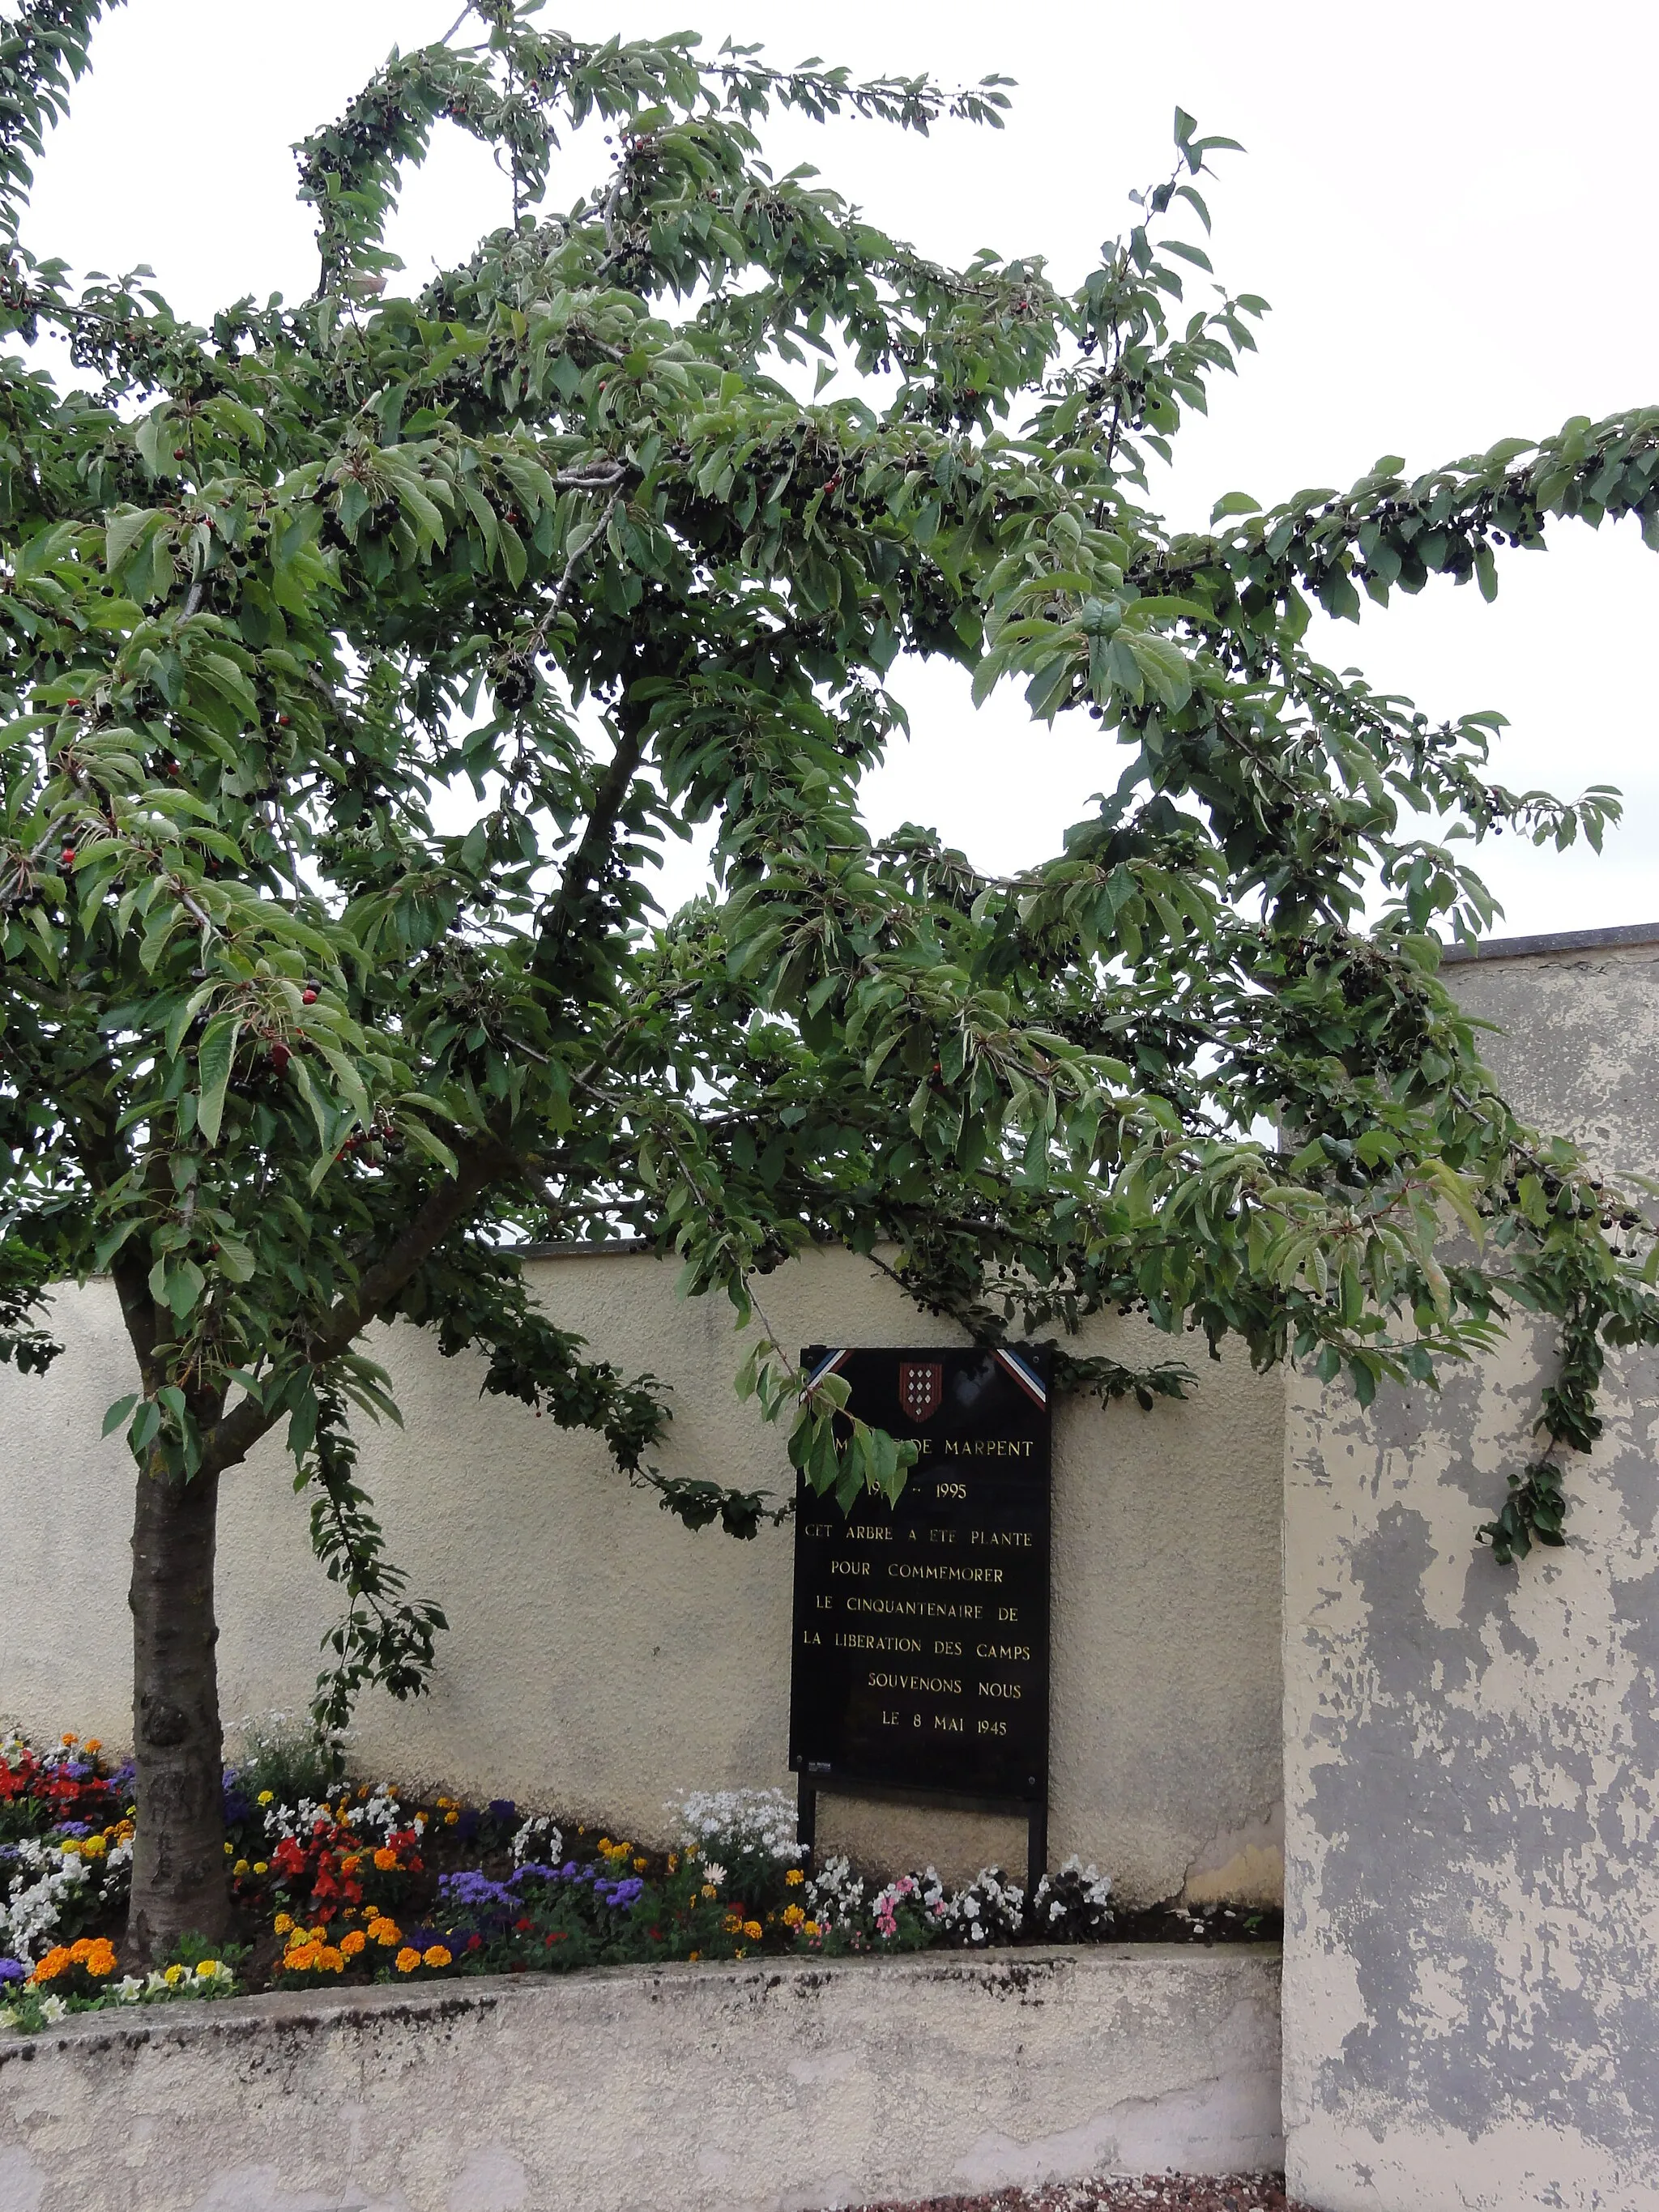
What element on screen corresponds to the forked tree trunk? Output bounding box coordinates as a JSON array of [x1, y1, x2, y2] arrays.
[[126, 1455, 229, 1962]]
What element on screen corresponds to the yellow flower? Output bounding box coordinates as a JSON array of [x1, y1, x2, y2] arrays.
[[254, 1861, 269, 1876], [667, 1852, 678, 1873], [232, 1859, 250, 1877], [804, 1921, 821, 1938], [444, 1809, 458, 1826], [223, 1841, 233, 1856], [734, 1947, 747, 1959], [394, 1947, 420, 1974], [194, 1960, 220, 1980], [702, 1884, 718, 1901], [81, 1835, 106, 1860], [688, 1950, 700, 1963], [58, 1838, 82, 1857], [785, 1868, 805, 1886], [422, 1945, 451, 1968], [743, 1920, 762, 1942], [163, 1964, 185, 1985], [273, 1914, 294, 1937], [783, 1904, 804, 1928], [257, 1789, 274, 1805], [84, 1738, 102, 1754]]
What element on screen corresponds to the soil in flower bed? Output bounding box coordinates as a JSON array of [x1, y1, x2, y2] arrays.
[[851, 2176, 1308, 2212]]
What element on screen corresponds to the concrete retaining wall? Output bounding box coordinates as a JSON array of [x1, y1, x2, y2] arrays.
[[0, 1946, 1284, 2212], [1282, 932, 1659, 2211]]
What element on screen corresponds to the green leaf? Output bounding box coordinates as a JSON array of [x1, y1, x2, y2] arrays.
[[195, 1016, 241, 1148], [102, 1392, 139, 1437]]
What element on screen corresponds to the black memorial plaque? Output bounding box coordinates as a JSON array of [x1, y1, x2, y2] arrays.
[[787, 1344, 1051, 1808]]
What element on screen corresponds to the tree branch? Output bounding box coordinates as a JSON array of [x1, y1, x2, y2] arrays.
[[198, 1137, 503, 1478], [531, 706, 648, 980]]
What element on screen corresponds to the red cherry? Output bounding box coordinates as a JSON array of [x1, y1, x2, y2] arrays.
[[301, 988, 318, 1005], [60, 846, 75, 864], [270, 1042, 292, 1073]]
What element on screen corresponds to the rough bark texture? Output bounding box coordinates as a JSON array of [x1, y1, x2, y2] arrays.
[[126, 1456, 228, 1963]]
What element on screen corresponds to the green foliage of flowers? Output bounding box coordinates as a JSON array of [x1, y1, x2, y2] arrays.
[[2, 1732, 1124, 2027]]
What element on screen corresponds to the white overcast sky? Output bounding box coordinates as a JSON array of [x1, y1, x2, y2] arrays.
[[23, 0, 1659, 939]]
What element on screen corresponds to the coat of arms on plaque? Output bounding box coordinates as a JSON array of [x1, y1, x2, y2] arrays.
[[899, 1361, 944, 1422]]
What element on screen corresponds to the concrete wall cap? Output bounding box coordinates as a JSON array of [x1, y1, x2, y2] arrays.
[[1439, 919, 1659, 963], [0, 1941, 1284, 2061]]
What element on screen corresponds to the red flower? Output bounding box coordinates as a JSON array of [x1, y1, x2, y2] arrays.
[[513, 1916, 533, 1933]]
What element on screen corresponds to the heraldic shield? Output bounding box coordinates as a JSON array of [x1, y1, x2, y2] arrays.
[[898, 1361, 944, 1422]]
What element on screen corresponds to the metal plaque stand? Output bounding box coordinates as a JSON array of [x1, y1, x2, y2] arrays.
[[796, 1772, 1047, 1900]]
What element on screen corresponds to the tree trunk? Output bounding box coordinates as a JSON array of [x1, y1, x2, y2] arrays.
[[126, 1455, 228, 1963]]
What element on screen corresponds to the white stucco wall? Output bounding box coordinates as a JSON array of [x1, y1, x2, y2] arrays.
[[2, 1246, 1285, 1905], [0, 1946, 1285, 2212], [1283, 936, 1659, 2211]]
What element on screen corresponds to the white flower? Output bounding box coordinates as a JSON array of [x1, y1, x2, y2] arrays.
[[40, 1995, 66, 2022], [115, 1976, 144, 2002], [701, 1862, 727, 1889], [668, 1788, 804, 1862]]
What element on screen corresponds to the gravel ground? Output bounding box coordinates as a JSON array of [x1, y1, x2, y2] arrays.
[[851, 2176, 1310, 2212]]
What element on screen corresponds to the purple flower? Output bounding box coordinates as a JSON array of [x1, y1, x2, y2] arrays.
[[595, 1875, 644, 1912], [53, 1821, 93, 1839], [438, 1870, 515, 1917], [0, 1958, 24, 1984], [487, 1799, 516, 1824]]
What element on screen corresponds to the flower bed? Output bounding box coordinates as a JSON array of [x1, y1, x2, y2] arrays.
[[2, 1723, 1268, 2035]]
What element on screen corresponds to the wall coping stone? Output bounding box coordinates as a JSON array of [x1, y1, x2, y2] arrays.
[[0, 1939, 1281, 2060], [1439, 919, 1659, 963]]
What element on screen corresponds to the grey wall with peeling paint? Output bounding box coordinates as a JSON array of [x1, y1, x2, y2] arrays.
[[1283, 934, 1659, 2211]]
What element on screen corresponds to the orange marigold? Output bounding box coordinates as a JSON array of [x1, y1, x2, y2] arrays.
[[30, 1946, 72, 1984], [743, 1920, 762, 1942], [421, 1945, 451, 1969], [369, 1917, 402, 1947], [394, 1947, 420, 1974], [339, 1929, 367, 1958], [373, 1847, 398, 1872]]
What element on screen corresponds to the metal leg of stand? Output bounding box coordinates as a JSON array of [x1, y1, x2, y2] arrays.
[[796, 1779, 817, 1865], [1026, 1803, 1047, 1899]]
